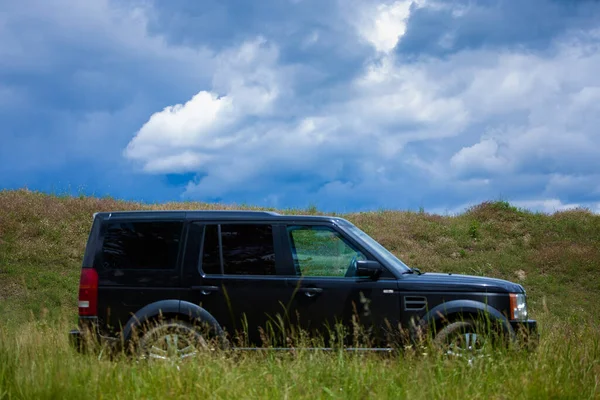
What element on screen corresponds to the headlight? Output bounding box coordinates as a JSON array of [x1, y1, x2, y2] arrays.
[[509, 293, 528, 321]]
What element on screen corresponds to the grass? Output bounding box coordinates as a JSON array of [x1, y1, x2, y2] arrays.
[[0, 316, 598, 399], [1, 189, 600, 398]]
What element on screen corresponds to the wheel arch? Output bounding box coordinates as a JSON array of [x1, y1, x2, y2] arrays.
[[417, 299, 515, 339], [122, 300, 224, 342]]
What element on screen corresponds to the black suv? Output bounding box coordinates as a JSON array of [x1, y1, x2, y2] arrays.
[[70, 210, 537, 358]]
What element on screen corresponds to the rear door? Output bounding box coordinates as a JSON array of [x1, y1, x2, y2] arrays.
[[95, 217, 185, 335], [181, 221, 293, 347], [283, 224, 402, 347]]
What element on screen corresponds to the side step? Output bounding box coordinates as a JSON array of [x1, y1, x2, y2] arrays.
[[232, 347, 395, 353]]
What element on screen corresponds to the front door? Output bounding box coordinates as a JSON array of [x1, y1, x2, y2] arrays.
[[283, 224, 401, 348]]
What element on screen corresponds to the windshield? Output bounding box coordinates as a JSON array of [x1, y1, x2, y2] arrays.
[[340, 221, 412, 274]]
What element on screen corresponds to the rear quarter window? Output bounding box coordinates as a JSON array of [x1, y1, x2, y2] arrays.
[[100, 221, 183, 270]]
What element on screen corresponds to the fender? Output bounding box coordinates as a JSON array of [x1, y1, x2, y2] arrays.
[[122, 299, 224, 341], [179, 300, 225, 337], [417, 299, 515, 338]]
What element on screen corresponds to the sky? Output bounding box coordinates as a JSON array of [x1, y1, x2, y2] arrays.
[[1, 0, 600, 214]]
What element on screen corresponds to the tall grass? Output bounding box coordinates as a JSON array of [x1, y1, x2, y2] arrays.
[[0, 315, 598, 399]]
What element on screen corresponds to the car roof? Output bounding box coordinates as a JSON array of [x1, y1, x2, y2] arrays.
[[94, 210, 349, 224]]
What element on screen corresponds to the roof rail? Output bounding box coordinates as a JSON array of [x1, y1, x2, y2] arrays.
[[188, 210, 282, 216], [98, 210, 282, 217]]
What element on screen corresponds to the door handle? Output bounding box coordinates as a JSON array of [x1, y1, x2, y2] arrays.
[[298, 287, 323, 298], [192, 286, 220, 296]]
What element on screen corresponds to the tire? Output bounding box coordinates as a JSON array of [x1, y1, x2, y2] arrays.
[[433, 320, 490, 359], [137, 320, 212, 360]]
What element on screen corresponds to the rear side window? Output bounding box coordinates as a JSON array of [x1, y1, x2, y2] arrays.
[[101, 221, 183, 270], [200, 224, 276, 275]]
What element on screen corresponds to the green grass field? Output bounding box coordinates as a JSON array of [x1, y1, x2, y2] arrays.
[[1, 189, 599, 399]]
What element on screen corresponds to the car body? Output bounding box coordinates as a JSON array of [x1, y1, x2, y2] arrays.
[[70, 210, 537, 355]]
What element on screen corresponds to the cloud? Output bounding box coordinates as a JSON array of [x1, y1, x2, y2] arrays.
[[0, 0, 215, 113], [348, 0, 465, 54], [3, 0, 600, 213], [125, 22, 600, 211], [512, 199, 582, 214], [1, 0, 210, 61], [125, 91, 232, 172], [354, 0, 417, 53], [125, 38, 283, 174], [398, 0, 600, 56], [450, 139, 509, 177], [0, 0, 217, 199]]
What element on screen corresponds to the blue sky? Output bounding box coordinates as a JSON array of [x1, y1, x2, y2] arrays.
[[1, 0, 600, 213]]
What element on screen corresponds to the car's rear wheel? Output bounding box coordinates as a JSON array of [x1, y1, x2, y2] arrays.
[[137, 320, 210, 361]]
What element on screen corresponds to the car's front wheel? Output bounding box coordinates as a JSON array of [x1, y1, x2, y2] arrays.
[[433, 320, 491, 359]]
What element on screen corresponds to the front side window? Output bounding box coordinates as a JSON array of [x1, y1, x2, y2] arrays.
[[200, 224, 276, 275], [101, 221, 183, 270], [288, 226, 365, 277]]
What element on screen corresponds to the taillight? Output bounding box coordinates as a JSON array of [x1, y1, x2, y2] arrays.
[[78, 268, 98, 316]]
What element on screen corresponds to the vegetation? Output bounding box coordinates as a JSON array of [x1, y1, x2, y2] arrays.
[[1, 189, 599, 398]]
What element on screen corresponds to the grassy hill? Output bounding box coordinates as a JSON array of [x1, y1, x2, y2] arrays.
[[1, 189, 599, 398], [1, 188, 599, 324]]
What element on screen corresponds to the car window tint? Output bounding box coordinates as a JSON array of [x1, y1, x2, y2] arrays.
[[101, 221, 183, 270], [201, 224, 221, 274], [221, 224, 276, 275], [288, 226, 365, 277], [183, 222, 203, 273], [200, 224, 276, 275]]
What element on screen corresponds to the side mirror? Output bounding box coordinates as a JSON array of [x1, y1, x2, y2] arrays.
[[356, 260, 383, 279]]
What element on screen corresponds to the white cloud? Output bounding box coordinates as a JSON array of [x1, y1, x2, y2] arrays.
[[429, 199, 600, 216], [357, 1, 415, 53], [125, 91, 232, 170], [143, 151, 207, 174], [211, 38, 281, 115], [349, 0, 455, 53], [450, 139, 510, 176], [437, 38, 600, 181], [543, 174, 600, 198], [124, 10, 600, 210], [351, 54, 469, 141], [6, 0, 600, 213], [512, 199, 581, 213], [125, 38, 283, 173]]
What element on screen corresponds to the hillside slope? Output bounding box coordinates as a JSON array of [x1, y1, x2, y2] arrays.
[[1, 189, 599, 327]]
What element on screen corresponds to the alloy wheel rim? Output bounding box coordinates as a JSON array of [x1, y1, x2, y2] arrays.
[[145, 332, 208, 360], [445, 332, 487, 359]]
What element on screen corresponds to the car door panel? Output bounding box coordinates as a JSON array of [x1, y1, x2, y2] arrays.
[[282, 224, 402, 347], [192, 275, 293, 346], [181, 222, 291, 347], [286, 277, 401, 346]]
